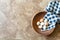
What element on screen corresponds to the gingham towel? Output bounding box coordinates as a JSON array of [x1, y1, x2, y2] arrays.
[[46, 1, 60, 15], [44, 12, 60, 30], [41, 1, 60, 31], [46, 1, 60, 23]]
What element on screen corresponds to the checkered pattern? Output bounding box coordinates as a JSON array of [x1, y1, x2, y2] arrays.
[[44, 12, 59, 24], [44, 12, 59, 30], [46, 1, 60, 15], [47, 24, 55, 30], [40, 12, 60, 31], [40, 12, 56, 31], [46, 1, 60, 23], [38, 1, 60, 31]]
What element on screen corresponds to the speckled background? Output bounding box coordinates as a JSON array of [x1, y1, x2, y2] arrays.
[[0, 0, 60, 40]]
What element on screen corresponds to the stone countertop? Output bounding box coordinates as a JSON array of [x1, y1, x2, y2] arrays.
[[0, 0, 60, 40]]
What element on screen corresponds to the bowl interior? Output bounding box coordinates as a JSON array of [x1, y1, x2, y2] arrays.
[[32, 11, 55, 36]]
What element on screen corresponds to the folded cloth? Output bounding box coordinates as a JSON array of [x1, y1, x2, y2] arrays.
[[37, 12, 60, 31], [38, 1, 60, 31], [44, 12, 59, 24], [46, 1, 60, 15], [46, 0, 60, 24], [41, 12, 59, 31], [46, 1, 54, 12]]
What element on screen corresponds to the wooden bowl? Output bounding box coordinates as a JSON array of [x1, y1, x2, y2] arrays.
[[32, 11, 55, 36]]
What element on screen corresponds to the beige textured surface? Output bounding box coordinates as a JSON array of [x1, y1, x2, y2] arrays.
[[0, 0, 60, 40]]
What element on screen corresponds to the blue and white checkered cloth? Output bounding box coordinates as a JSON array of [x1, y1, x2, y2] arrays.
[[44, 12, 60, 30], [41, 1, 60, 31], [46, 1, 60, 15]]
